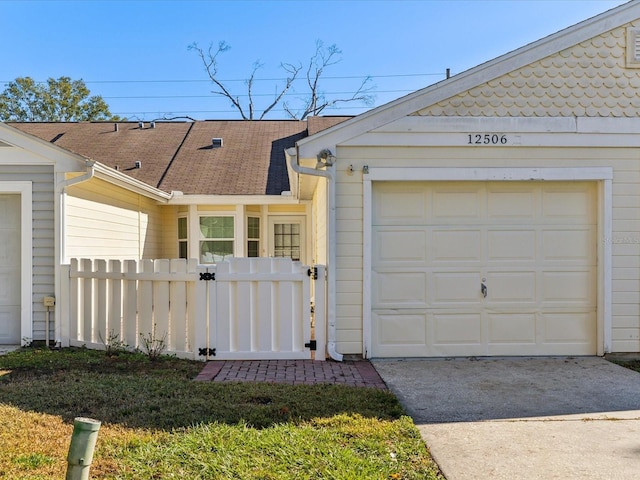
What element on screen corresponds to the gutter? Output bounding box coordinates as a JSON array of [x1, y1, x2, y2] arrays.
[[288, 146, 343, 362]]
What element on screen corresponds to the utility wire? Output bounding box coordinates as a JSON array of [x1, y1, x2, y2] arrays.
[[0, 72, 445, 85]]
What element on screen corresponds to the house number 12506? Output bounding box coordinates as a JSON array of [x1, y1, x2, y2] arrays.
[[467, 134, 508, 145]]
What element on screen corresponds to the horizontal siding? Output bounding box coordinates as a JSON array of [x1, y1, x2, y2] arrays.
[[0, 165, 54, 342], [66, 178, 164, 260], [334, 144, 640, 355]]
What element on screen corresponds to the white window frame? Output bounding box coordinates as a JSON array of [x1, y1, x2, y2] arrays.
[[198, 214, 235, 264], [268, 215, 307, 263]]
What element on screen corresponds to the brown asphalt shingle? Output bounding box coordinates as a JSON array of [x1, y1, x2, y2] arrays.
[[9, 116, 352, 195]]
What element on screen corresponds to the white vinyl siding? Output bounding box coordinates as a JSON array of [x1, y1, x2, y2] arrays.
[[65, 178, 165, 260]]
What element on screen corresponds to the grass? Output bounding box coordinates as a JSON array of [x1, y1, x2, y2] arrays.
[[0, 348, 443, 479]]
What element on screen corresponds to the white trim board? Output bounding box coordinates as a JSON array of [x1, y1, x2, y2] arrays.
[[362, 167, 612, 358], [0, 181, 33, 345]]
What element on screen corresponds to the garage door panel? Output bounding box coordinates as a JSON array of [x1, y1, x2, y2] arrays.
[[487, 230, 536, 262], [373, 186, 427, 225], [487, 190, 536, 219], [433, 313, 482, 345], [433, 272, 482, 304], [542, 228, 595, 263], [486, 272, 537, 303], [0, 195, 21, 345], [375, 312, 426, 345], [432, 229, 482, 262], [541, 270, 596, 304], [433, 188, 483, 220], [0, 307, 20, 343], [543, 312, 596, 346], [541, 188, 594, 222], [374, 229, 427, 264], [488, 313, 537, 344], [373, 271, 427, 307]]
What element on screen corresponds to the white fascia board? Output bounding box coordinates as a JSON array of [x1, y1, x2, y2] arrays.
[[0, 123, 88, 171], [167, 194, 301, 206], [92, 162, 171, 202], [297, 1, 640, 157], [369, 116, 577, 133], [341, 116, 640, 148]]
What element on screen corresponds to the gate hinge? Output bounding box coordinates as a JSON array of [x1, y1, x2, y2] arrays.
[[305, 340, 317, 351], [199, 272, 216, 281], [307, 267, 318, 280], [198, 347, 216, 357]]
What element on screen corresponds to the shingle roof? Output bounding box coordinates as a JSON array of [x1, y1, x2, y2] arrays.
[[10, 117, 351, 195]]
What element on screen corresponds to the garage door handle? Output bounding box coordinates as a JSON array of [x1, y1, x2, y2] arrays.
[[481, 282, 487, 298]]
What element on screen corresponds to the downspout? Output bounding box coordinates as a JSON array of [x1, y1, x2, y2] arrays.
[[289, 146, 343, 362], [54, 160, 95, 347]]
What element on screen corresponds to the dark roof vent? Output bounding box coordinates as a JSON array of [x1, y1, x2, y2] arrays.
[[150, 121, 156, 129], [212, 137, 223, 148], [138, 121, 144, 129], [134, 161, 142, 169], [114, 123, 119, 132]]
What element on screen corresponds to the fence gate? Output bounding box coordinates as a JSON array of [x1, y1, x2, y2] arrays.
[[197, 257, 323, 360], [63, 257, 325, 361]]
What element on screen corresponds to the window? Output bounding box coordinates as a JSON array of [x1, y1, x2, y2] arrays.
[[199, 216, 234, 264], [247, 217, 260, 257], [178, 217, 188, 259], [273, 223, 301, 261]]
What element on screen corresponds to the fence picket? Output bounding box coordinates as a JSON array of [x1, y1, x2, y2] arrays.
[[122, 260, 138, 348], [96, 259, 108, 345], [63, 257, 322, 361], [108, 260, 123, 342]]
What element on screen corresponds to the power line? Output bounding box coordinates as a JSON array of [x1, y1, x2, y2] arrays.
[[103, 88, 415, 100], [0, 72, 445, 85]]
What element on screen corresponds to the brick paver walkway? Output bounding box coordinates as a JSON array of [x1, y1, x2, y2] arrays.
[[195, 360, 387, 389]]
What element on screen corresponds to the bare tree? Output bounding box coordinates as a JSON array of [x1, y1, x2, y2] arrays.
[[189, 40, 374, 120], [283, 40, 375, 120]]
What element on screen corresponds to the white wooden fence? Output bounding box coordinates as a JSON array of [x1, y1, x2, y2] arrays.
[[60, 257, 326, 361]]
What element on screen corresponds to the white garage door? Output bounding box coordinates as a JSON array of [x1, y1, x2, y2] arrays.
[[371, 181, 597, 357], [0, 195, 21, 344]]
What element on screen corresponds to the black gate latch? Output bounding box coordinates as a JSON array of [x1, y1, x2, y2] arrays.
[[307, 267, 318, 280], [199, 272, 216, 281], [305, 340, 317, 351]]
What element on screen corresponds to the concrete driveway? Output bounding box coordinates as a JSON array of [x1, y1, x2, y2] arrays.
[[372, 357, 640, 480]]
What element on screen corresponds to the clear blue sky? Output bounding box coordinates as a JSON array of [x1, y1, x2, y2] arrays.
[[0, 0, 629, 120]]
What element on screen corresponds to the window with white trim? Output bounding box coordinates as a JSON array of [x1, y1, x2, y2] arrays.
[[199, 216, 234, 264], [247, 217, 260, 257], [273, 222, 301, 261], [178, 217, 188, 259]]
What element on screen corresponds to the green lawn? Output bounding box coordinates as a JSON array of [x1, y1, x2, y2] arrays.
[[0, 348, 444, 479]]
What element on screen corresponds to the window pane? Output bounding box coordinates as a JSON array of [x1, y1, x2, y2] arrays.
[[200, 217, 234, 239], [248, 240, 259, 257], [248, 217, 260, 238], [200, 240, 234, 264], [178, 241, 187, 259], [178, 217, 187, 239], [273, 223, 301, 261]]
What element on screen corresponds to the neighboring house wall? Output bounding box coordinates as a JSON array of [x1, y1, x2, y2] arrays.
[[421, 20, 639, 117], [0, 164, 53, 341], [65, 177, 165, 260]]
